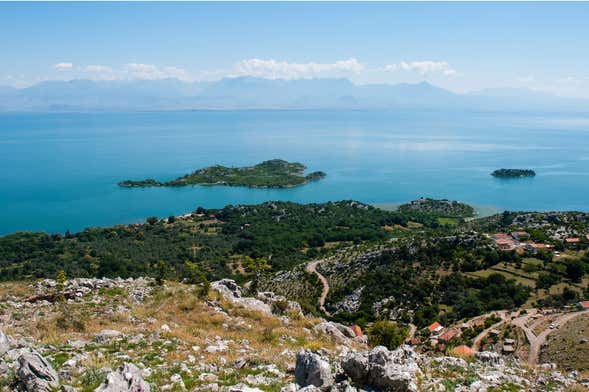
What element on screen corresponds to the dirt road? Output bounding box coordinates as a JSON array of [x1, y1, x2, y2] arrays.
[[306, 258, 331, 315]]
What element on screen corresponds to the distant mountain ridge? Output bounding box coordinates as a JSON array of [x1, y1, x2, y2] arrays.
[[0, 77, 587, 112]]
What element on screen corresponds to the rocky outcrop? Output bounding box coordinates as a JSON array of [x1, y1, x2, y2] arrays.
[[295, 350, 334, 388], [212, 279, 273, 315], [341, 346, 419, 392], [475, 351, 504, 366], [0, 330, 10, 356], [313, 322, 356, 344], [95, 362, 151, 392], [17, 350, 60, 392], [257, 291, 303, 316]]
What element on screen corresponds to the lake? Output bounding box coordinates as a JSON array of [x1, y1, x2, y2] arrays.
[[1, 109, 589, 235]]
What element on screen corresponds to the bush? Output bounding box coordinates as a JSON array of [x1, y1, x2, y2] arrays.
[[367, 320, 408, 350]]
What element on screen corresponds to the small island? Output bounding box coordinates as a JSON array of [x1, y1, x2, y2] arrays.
[[398, 197, 475, 218], [119, 159, 326, 189], [491, 169, 536, 178]]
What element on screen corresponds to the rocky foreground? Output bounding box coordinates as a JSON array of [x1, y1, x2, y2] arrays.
[[0, 278, 586, 391]]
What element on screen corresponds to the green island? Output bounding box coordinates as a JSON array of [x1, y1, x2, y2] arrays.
[[491, 168, 536, 178], [118, 159, 326, 189], [398, 197, 475, 218]]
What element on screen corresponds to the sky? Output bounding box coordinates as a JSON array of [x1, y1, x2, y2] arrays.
[[2, 2, 589, 98]]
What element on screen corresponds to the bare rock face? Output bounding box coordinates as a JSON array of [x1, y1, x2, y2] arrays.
[[95, 362, 151, 392], [475, 351, 504, 366], [17, 351, 60, 392], [0, 329, 10, 356], [211, 279, 273, 316], [313, 322, 355, 344], [341, 346, 419, 392], [257, 291, 303, 316], [295, 350, 334, 388]]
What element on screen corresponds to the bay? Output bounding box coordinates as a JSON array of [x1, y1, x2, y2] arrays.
[[1, 109, 588, 235]]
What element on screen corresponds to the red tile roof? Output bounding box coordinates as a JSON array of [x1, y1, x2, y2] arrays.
[[579, 301, 589, 309], [439, 329, 459, 342], [566, 238, 580, 243], [428, 322, 443, 332], [452, 345, 474, 357]]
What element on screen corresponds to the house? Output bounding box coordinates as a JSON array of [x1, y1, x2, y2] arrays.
[[524, 243, 551, 254], [578, 301, 589, 311], [502, 345, 515, 353], [428, 321, 444, 335], [492, 233, 510, 240], [452, 345, 474, 357], [511, 231, 529, 241], [438, 329, 459, 343], [565, 238, 580, 246], [504, 338, 516, 345], [495, 238, 517, 251]]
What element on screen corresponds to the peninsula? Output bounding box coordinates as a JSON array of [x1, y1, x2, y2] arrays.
[[118, 159, 326, 189], [491, 168, 536, 178]]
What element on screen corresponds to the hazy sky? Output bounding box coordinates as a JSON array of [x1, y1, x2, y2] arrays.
[[2, 2, 589, 98]]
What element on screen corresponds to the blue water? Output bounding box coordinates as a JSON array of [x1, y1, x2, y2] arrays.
[[1, 110, 589, 235]]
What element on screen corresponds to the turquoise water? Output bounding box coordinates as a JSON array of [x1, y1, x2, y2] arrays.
[[1, 110, 589, 235]]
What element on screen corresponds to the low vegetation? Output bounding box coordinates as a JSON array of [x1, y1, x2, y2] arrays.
[[118, 159, 326, 188]]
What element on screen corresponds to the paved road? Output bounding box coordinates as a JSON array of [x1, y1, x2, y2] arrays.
[[306, 258, 331, 315]]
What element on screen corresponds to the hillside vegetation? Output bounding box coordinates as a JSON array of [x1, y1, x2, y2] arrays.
[[119, 159, 326, 189]]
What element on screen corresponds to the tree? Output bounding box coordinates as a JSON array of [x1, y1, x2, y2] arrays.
[[146, 216, 159, 225], [167, 215, 176, 224], [565, 261, 585, 283], [154, 260, 169, 285], [244, 256, 270, 294], [185, 261, 210, 298], [367, 321, 408, 350]]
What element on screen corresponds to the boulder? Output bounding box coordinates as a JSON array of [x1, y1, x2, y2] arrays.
[[17, 351, 60, 392], [329, 380, 359, 392], [95, 362, 151, 392], [341, 352, 369, 383], [295, 350, 334, 388], [257, 292, 303, 316], [227, 384, 264, 392], [475, 351, 504, 366], [313, 322, 355, 343], [95, 329, 124, 343], [211, 280, 272, 316], [340, 346, 419, 392], [0, 330, 10, 356], [367, 363, 416, 392]]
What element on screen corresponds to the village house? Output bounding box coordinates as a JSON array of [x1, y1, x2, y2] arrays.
[[511, 231, 529, 241], [502, 345, 515, 354], [452, 345, 474, 357], [491, 233, 511, 241], [524, 243, 552, 254], [578, 301, 589, 311], [565, 237, 580, 247], [438, 328, 459, 343], [427, 321, 444, 335], [495, 238, 517, 251]]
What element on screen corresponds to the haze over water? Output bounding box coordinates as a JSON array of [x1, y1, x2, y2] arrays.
[[1, 109, 589, 235]]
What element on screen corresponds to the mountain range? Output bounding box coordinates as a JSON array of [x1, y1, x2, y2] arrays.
[[0, 77, 587, 112]]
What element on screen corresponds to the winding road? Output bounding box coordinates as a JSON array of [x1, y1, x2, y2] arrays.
[[306, 258, 331, 315], [519, 311, 585, 365]]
